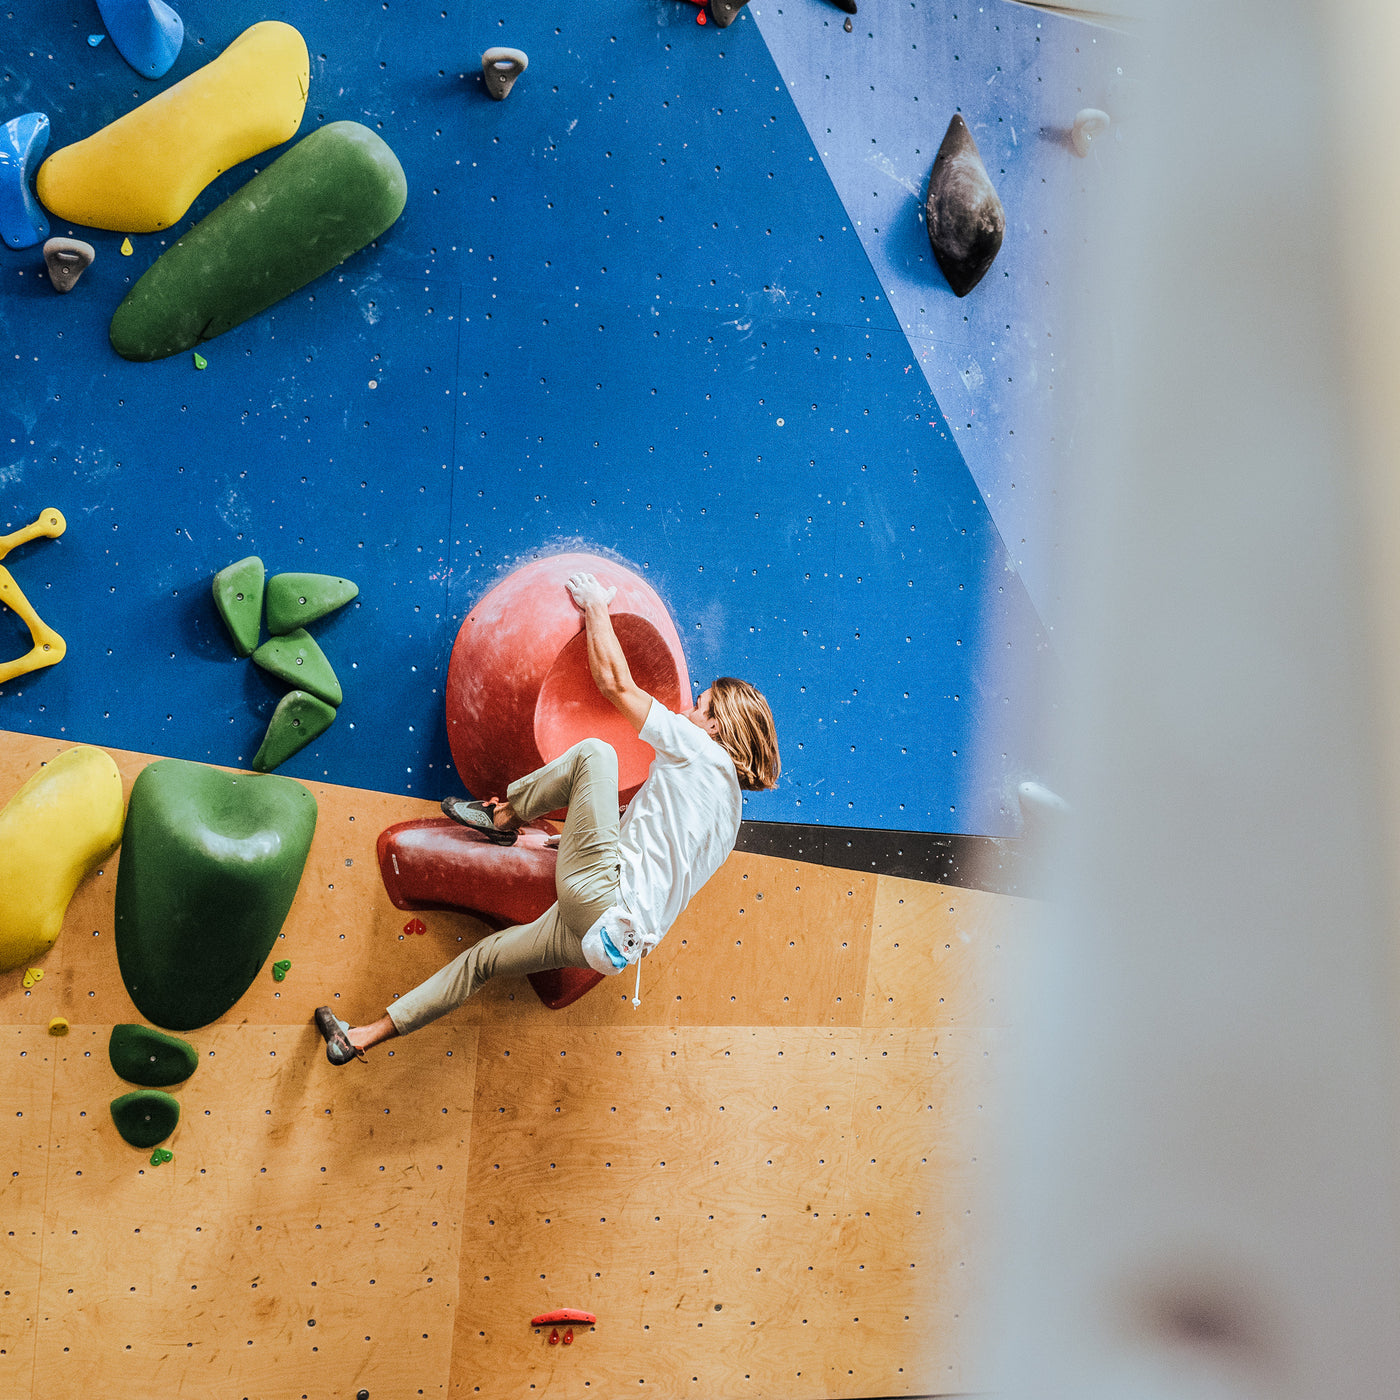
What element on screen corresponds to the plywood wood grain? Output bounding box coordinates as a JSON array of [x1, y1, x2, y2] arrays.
[[1, 729, 1021, 1400]]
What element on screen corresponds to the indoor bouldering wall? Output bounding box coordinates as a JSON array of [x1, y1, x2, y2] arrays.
[[0, 732, 1018, 1400], [0, 0, 1126, 841], [2, 1, 1125, 1397]]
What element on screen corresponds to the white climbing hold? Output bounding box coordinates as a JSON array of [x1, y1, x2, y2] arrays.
[[1071, 108, 1111, 157], [481, 47, 527, 102]]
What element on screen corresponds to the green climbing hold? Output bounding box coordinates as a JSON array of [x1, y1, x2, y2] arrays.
[[109, 1023, 198, 1086], [212, 555, 265, 657], [193, 351, 207, 370], [252, 689, 337, 772], [265, 572, 358, 635], [272, 958, 290, 981], [253, 628, 342, 706], [109, 121, 408, 361], [149, 1147, 174, 1166], [114, 759, 318, 1030], [111, 1089, 180, 1149]]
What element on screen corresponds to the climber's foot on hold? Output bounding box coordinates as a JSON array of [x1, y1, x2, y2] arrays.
[[314, 1005, 366, 1065], [440, 796, 520, 844]]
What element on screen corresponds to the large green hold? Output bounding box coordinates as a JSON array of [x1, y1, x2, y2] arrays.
[[109, 1023, 199, 1086], [109, 121, 408, 361], [111, 1089, 181, 1149], [114, 759, 317, 1030]]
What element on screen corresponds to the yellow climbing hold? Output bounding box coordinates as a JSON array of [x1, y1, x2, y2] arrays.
[[49, 1017, 69, 1035], [22, 968, 44, 989], [121, 237, 133, 255], [0, 507, 67, 686], [37, 21, 310, 233], [0, 746, 126, 974]]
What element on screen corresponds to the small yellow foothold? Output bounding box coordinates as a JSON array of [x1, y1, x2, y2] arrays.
[[22, 967, 44, 989], [121, 237, 133, 255], [49, 1017, 69, 1036]]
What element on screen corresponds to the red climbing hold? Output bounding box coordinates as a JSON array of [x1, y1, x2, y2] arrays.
[[549, 1328, 559, 1345], [531, 1309, 597, 1326], [563, 1328, 574, 1345], [403, 917, 426, 936]]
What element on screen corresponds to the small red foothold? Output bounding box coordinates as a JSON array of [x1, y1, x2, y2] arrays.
[[563, 1327, 573, 1345], [404, 917, 426, 936], [549, 1328, 560, 1345], [697, 9, 707, 20]]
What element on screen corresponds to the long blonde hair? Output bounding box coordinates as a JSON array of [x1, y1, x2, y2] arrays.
[[708, 677, 780, 791]]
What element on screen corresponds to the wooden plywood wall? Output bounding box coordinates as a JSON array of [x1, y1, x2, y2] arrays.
[[0, 731, 1021, 1400]]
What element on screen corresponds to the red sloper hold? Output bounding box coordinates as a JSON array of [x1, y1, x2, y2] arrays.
[[446, 553, 691, 806], [376, 819, 603, 1010]]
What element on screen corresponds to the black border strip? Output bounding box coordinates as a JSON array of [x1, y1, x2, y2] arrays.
[[734, 821, 1035, 897]]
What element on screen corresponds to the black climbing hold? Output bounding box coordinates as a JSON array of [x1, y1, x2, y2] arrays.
[[710, 0, 749, 28], [830, 0, 858, 12], [111, 1089, 180, 1148], [109, 1023, 199, 1086], [924, 113, 1004, 298], [357, 1391, 370, 1400]]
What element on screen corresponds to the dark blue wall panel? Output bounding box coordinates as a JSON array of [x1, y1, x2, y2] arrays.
[[0, 0, 1098, 836]]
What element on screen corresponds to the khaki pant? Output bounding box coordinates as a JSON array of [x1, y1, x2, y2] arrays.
[[387, 738, 622, 1035]]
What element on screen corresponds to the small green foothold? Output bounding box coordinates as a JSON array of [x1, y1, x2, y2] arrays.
[[252, 689, 337, 771], [149, 1147, 173, 1166], [110, 1023, 199, 1086], [212, 555, 265, 658], [265, 572, 359, 635], [272, 959, 290, 981], [193, 351, 207, 370], [253, 628, 343, 706], [111, 1089, 180, 1149]]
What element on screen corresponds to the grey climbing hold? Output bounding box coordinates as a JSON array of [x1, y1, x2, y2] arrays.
[[44, 237, 95, 293], [710, 0, 749, 27], [481, 47, 527, 101], [1071, 107, 1111, 158], [480, 47, 526, 100], [924, 113, 1004, 298]]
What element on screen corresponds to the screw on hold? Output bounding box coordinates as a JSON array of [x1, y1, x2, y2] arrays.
[[404, 918, 426, 936], [22, 968, 44, 990], [48, 1017, 69, 1036], [193, 351, 207, 370], [272, 959, 291, 982], [358, 1392, 370, 1400], [44, 237, 95, 293], [563, 1328, 574, 1345], [481, 47, 527, 101], [120, 237, 133, 255], [549, 1328, 559, 1345], [149, 1147, 173, 1166], [1071, 108, 1111, 157], [88, 33, 105, 45]]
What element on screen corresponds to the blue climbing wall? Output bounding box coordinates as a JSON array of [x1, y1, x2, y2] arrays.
[[0, 0, 1124, 838]]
